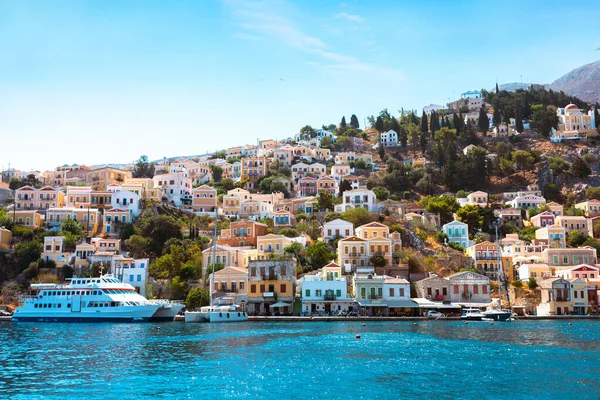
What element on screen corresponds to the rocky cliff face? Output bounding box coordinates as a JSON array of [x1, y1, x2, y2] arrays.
[[550, 60, 600, 104]]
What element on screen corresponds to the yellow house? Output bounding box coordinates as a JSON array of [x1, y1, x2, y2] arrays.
[[15, 186, 65, 210], [11, 210, 43, 230], [535, 225, 566, 248], [0, 227, 12, 250], [575, 199, 600, 216], [209, 266, 248, 303], [247, 259, 296, 314], [555, 215, 591, 236], [46, 207, 100, 235], [74, 243, 95, 270], [546, 201, 564, 216], [92, 238, 121, 254], [104, 208, 132, 236], [465, 241, 501, 280], [356, 222, 390, 240], [86, 167, 132, 191], [41, 236, 70, 268], [191, 185, 217, 213], [203, 244, 258, 270], [337, 236, 369, 271], [257, 234, 293, 255], [124, 178, 163, 201], [226, 146, 243, 159]]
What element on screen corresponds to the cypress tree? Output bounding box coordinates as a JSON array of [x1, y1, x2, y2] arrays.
[[421, 111, 428, 133], [340, 116, 347, 130], [515, 102, 524, 133], [453, 113, 462, 136], [493, 107, 502, 127], [496, 82, 499, 94], [478, 107, 489, 135], [350, 114, 359, 129], [375, 116, 384, 133]]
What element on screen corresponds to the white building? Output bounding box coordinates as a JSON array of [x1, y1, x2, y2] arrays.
[[323, 218, 354, 241], [301, 263, 355, 316], [111, 256, 150, 296], [380, 130, 398, 148], [505, 195, 546, 209], [334, 189, 380, 213], [382, 277, 413, 310], [152, 168, 192, 207], [111, 190, 141, 218]]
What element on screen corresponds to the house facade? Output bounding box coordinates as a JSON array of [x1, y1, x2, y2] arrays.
[[442, 220, 471, 248], [247, 259, 296, 314]]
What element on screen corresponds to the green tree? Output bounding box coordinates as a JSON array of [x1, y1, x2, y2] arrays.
[[456, 204, 484, 235], [306, 241, 335, 270], [278, 228, 298, 238], [140, 215, 183, 256], [168, 276, 188, 300], [372, 186, 389, 201], [299, 125, 317, 140], [151, 244, 187, 279], [341, 207, 375, 227], [421, 111, 428, 133], [185, 287, 209, 309], [221, 178, 234, 191], [210, 165, 223, 182], [548, 156, 571, 177], [585, 187, 600, 200], [378, 144, 385, 161], [350, 114, 360, 129], [323, 212, 343, 223], [571, 156, 591, 178], [422, 195, 459, 225], [60, 218, 82, 237], [338, 180, 352, 197], [478, 107, 489, 134], [375, 116, 384, 133], [316, 191, 336, 212], [370, 255, 387, 268], [512, 150, 534, 176], [339, 116, 347, 130], [531, 105, 559, 137], [132, 155, 155, 178], [527, 277, 538, 290], [407, 122, 420, 155], [125, 234, 150, 258], [567, 230, 588, 247], [498, 157, 514, 181], [492, 107, 502, 128], [15, 241, 43, 270], [515, 101, 524, 133]]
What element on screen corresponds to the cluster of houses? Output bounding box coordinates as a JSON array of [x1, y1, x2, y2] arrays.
[[3, 122, 600, 317]]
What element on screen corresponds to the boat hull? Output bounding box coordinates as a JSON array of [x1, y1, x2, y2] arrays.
[[12, 305, 160, 323], [482, 311, 512, 321], [150, 304, 185, 322], [184, 311, 208, 323], [208, 311, 248, 323], [12, 316, 152, 322]]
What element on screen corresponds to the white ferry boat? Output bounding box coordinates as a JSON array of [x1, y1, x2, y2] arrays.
[[147, 299, 185, 321], [12, 275, 165, 322]]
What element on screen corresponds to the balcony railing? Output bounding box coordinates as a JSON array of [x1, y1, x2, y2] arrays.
[[476, 255, 499, 260], [324, 294, 336, 301], [368, 294, 382, 300]]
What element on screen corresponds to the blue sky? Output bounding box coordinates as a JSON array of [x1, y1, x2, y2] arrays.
[[1, 0, 599, 172]]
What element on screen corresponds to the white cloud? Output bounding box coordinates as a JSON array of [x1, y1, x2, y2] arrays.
[[224, 0, 403, 80], [334, 12, 364, 22]]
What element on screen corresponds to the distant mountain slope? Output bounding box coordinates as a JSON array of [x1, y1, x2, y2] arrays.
[[495, 82, 530, 92], [550, 60, 600, 104]]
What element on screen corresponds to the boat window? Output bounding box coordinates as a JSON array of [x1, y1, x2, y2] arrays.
[[42, 304, 47, 308], [67, 304, 70, 308], [34, 304, 38, 308], [62, 291, 66, 296], [58, 304, 61, 308]]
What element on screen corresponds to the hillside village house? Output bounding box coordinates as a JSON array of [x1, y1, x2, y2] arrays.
[[530, 211, 556, 228], [465, 241, 502, 280], [297, 177, 318, 197], [555, 215, 592, 236], [497, 208, 523, 228], [191, 185, 217, 213], [330, 165, 351, 182], [41, 236, 69, 268], [467, 191, 488, 206], [273, 210, 294, 232], [506, 195, 546, 209], [257, 234, 292, 255], [46, 207, 100, 235], [442, 220, 471, 248], [111, 190, 141, 218], [273, 145, 295, 167], [15, 186, 65, 210], [203, 244, 258, 270], [152, 166, 191, 206], [317, 176, 337, 196], [226, 146, 243, 159], [124, 178, 164, 201], [535, 225, 566, 248], [74, 243, 95, 271], [247, 259, 296, 315], [556, 264, 599, 280], [291, 163, 327, 183], [547, 201, 564, 216], [104, 208, 132, 236], [414, 275, 451, 301], [301, 263, 355, 316], [542, 247, 597, 269], [380, 130, 398, 147], [90, 191, 113, 210], [218, 219, 269, 248], [209, 266, 249, 305], [65, 186, 92, 207], [575, 199, 600, 217], [241, 157, 268, 190], [11, 210, 43, 230], [503, 189, 542, 200], [240, 199, 273, 219], [334, 189, 380, 213], [323, 218, 354, 241], [86, 167, 132, 191]]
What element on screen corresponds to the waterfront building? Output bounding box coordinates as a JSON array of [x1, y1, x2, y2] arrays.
[[41, 236, 70, 268], [465, 241, 501, 280], [301, 263, 355, 316], [247, 259, 296, 315], [447, 271, 491, 306], [112, 256, 149, 296], [414, 275, 451, 301], [537, 278, 572, 316], [209, 266, 249, 305]]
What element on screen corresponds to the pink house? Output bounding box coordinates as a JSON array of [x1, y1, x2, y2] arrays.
[[530, 211, 555, 228], [297, 177, 318, 197]]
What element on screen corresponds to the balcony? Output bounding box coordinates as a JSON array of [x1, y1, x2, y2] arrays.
[[476, 255, 498, 261], [324, 293, 336, 301], [368, 294, 382, 300]]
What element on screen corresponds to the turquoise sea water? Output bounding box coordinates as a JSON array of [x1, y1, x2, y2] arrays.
[[1, 320, 599, 400]]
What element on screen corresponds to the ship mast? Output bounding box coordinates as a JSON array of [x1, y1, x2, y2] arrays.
[[209, 207, 218, 308]]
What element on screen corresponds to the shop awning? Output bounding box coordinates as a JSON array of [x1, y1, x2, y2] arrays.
[[386, 300, 419, 308], [412, 298, 462, 308], [357, 299, 388, 307], [270, 301, 291, 308]]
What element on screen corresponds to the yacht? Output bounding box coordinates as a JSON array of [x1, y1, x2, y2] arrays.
[[185, 304, 248, 323], [482, 309, 513, 321], [461, 307, 485, 321], [12, 275, 161, 322]]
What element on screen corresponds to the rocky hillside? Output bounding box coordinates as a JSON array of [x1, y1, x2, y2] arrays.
[[550, 60, 600, 104]]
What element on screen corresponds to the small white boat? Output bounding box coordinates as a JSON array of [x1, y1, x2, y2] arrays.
[[482, 308, 513, 321], [185, 304, 248, 323], [461, 307, 485, 321]]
